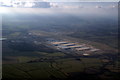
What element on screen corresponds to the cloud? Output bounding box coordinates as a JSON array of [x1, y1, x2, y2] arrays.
[[49, 2, 82, 9], [0, 1, 118, 10], [24, 2, 35, 7], [0, 0, 51, 8], [49, 2, 59, 8]]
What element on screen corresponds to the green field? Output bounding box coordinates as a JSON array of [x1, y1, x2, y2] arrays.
[[3, 57, 105, 79], [3, 62, 67, 79]]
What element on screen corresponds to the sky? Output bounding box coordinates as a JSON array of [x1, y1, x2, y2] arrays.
[[0, 2, 118, 15], [0, 0, 119, 8], [0, 1, 118, 22]]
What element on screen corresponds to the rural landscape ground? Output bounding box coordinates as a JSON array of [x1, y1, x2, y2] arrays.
[[1, 1, 120, 80]]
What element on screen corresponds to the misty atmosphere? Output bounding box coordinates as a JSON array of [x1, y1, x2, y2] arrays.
[[0, 1, 119, 80]]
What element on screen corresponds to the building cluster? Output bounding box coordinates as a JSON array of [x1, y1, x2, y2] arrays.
[[47, 38, 99, 56]]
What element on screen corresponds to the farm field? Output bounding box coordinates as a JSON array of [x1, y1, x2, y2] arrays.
[[3, 55, 120, 80]]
